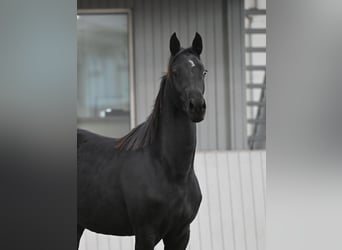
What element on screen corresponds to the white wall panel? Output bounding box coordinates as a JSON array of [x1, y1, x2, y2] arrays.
[[79, 151, 266, 250]]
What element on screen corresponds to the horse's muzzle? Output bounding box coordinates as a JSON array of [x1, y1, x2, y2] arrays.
[[188, 97, 206, 122]]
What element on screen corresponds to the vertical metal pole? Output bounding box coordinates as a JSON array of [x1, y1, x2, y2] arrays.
[[225, 0, 248, 149]]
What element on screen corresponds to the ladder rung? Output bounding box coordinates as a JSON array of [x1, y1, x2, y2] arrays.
[[246, 47, 266, 52], [247, 84, 266, 89], [246, 65, 266, 71], [245, 9, 266, 16], [247, 119, 266, 124], [245, 28, 266, 34], [247, 101, 266, 106]]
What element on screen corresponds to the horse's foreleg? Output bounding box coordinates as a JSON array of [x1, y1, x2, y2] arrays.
[[163, 226, 190, 250], [77, 224, 84, 249], [134, 227, 156, 250]]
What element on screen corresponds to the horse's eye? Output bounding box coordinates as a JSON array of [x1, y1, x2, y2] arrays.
[[203, 70, 208, 77]]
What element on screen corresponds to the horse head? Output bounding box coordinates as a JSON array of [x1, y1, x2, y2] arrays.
[[167, 32, 207, 123]]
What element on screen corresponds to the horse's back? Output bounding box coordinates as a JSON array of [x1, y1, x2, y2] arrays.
[[77, 129, 121, 163], [77, 128, 116, 148]]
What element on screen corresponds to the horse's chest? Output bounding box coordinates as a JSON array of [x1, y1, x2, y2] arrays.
[[160, 185, 201, 227]]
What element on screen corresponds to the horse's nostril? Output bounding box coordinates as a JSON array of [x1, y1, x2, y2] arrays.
[[202, 101, 206, 110]]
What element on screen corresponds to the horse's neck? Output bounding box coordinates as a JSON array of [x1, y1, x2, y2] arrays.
[[158, 84, 196, 181]]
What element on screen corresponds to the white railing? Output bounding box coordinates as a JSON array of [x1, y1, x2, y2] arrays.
[[79, 151, 266, 250]]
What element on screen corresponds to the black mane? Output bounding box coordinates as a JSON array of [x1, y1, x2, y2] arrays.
[[115, 76, 167, 151]]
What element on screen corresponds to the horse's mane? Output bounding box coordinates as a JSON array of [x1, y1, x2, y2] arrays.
[[115, 76, 167, 151]]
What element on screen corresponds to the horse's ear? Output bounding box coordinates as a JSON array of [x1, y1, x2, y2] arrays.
[[192, 32, 203, 56], [170, 32, 181, 56]]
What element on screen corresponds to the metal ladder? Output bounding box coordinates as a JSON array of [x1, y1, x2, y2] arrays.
[[245, 8, 266, 149]]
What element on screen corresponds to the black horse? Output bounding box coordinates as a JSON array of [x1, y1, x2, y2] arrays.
[[77, 32, 207, 250]]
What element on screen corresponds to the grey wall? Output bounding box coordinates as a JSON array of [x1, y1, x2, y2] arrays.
[[78, 0, 230, 150]]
